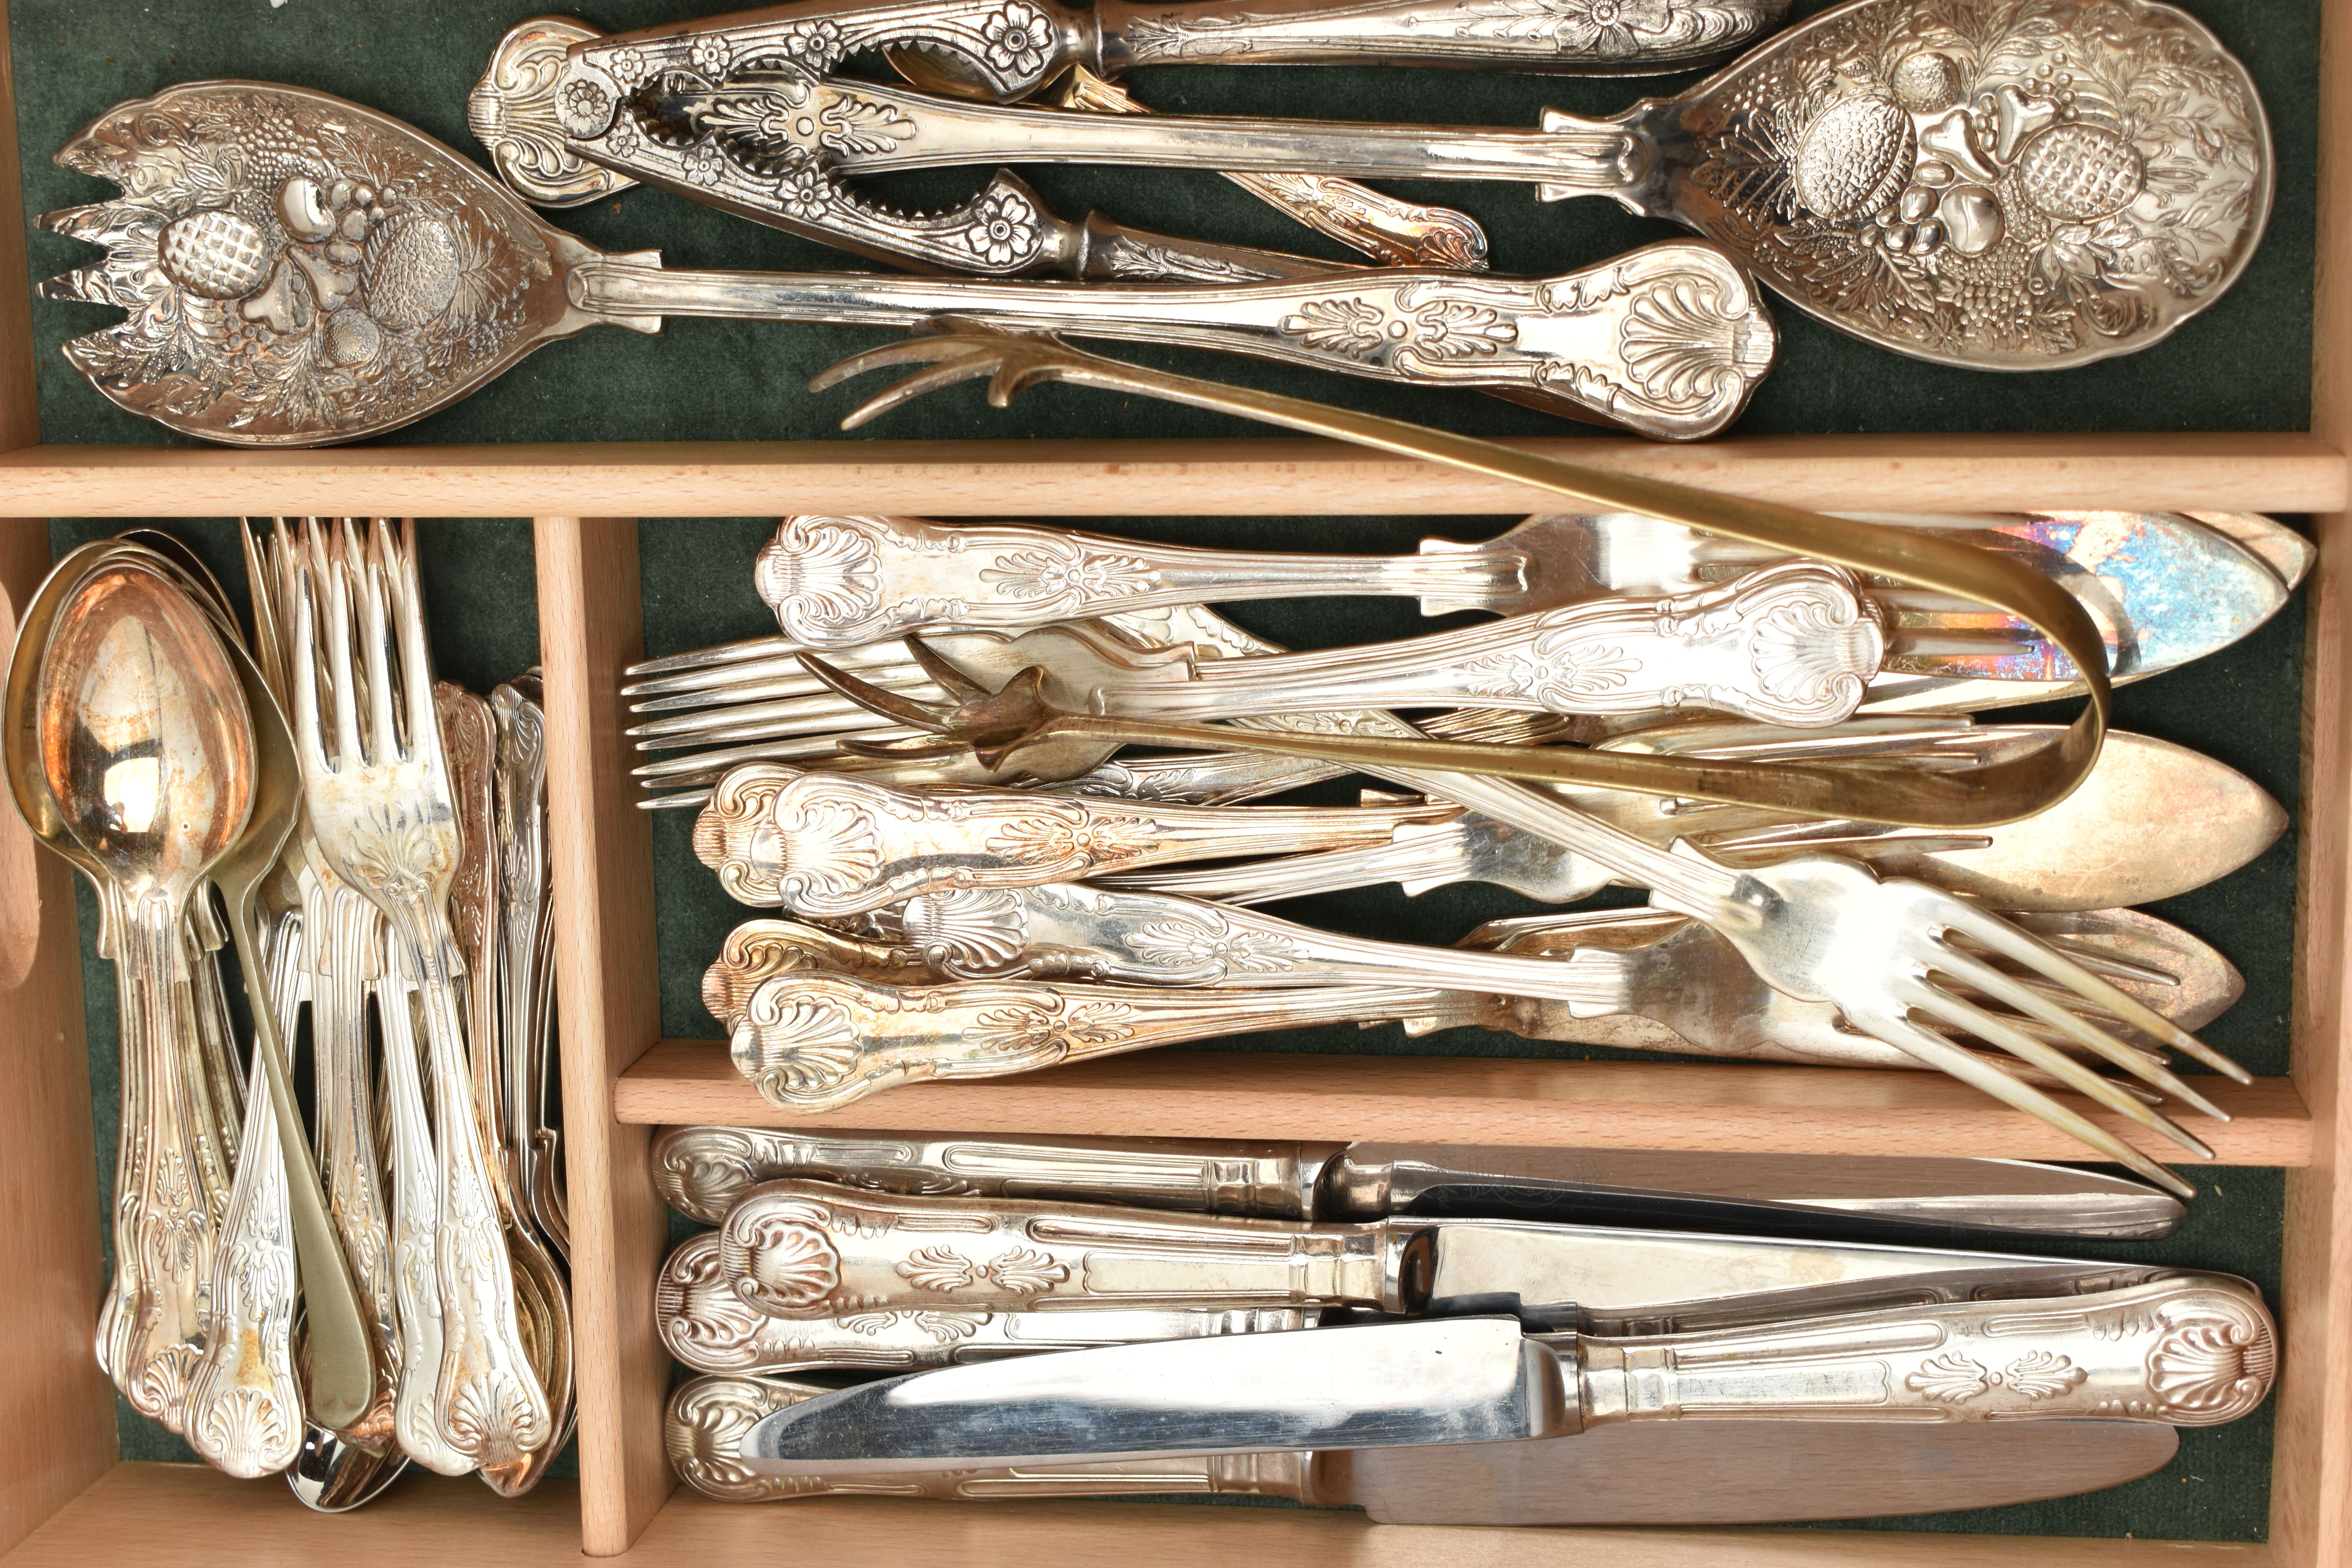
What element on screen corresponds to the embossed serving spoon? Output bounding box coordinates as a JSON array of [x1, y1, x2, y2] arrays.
[[40, 81, 1771, 445], [629, 0, 2271, 368]]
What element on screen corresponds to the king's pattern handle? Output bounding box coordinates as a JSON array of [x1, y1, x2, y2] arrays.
[[1572, 1274, 2275, 1428], [716, 1181, 1406, 1319], [750, 512, 1512, 648], [1147, 561, 1884, 725], [691, 762, 1449, 917], [652, 1125, 1334, 1226], [662, 1231, 1319, 1374], [726, 968, 1437, 1111]]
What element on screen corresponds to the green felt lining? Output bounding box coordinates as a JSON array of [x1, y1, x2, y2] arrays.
[[12, 0, 2314, 1532]]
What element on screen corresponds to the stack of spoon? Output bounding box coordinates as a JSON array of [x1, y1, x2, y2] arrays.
[[0, 523, 572, 1510]]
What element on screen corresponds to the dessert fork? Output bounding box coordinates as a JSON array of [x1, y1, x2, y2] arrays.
[[287, 518, 553, 1479]]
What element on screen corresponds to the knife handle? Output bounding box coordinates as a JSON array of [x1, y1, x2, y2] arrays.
[[1574, 1274, 2274, 1428], [669, 1372, 1317, 1504], [719, 1180, 1403, 1319], [652, 1125, 1338, 1227], [660, 1230, 1320, 1375]]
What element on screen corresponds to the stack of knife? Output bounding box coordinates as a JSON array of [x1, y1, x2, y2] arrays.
[[650, 1127, 2275, 1524]]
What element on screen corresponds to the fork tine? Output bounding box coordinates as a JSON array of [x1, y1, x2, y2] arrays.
[[1909, 984, 2215, 1158], [310, 519, 364, 768], [796, 651, 957, 728], [1864, 1009, 2195, 1200], [1937, 900, 2253, 1083], [288, 563, 331, 776], [344, 517, 400, 767], [382, 520, 442, 770], [1924, 944, 2229, 1121], [901, 634, 991, 701]]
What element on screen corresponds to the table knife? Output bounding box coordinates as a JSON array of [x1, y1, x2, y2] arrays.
[[717, 1182, 2178, 1333], [679, 1371, 2179, 1521], [651, 1125, 2185, 1240], [742, 1275, 2275, 1475]]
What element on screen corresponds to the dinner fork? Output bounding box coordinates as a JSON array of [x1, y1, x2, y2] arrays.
[[800, 642, 2245, 1197], [287, 518, 553, 1479]]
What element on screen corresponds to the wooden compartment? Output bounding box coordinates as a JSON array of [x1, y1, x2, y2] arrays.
[[0, 0, 2348, 1561]]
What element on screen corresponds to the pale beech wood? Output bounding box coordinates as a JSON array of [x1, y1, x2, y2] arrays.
[[0, 1463, 2275, 1568], [614, 1041, 2310, 1166], [535, 519, 671, 1556], [0, 432, 2337, 518], [2273, 5, 2352, 1562], [0, 527, 113, 1557]]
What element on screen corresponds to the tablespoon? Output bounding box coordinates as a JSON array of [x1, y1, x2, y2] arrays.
[[36, 559, 253, 1429], [41, 82, 1773, 445], [681, 0, 2269, 369]]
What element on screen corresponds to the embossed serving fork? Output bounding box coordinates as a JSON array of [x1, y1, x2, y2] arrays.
[[287, 518, 553, 1480]]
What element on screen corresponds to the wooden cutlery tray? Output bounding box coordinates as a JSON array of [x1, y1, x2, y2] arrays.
[[0, 0, 2347, 1560]]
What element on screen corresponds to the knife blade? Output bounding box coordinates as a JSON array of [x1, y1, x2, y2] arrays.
[[742, 1275, 2276, 1475], [649, 1125, 2185, 1240], [717, 1182, 2177, 1333], [676, 1370, 2179, 1521]]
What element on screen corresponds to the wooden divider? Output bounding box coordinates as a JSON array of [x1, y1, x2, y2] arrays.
[[535, 518, 674, 1556]]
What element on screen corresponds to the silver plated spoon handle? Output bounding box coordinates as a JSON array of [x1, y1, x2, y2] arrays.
[[573, 241, 1771, 442], [693, 764, 1451, 916]]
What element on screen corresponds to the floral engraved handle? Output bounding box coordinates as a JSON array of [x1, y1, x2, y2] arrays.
[[725, 967, 1438, 1112], [691, 762, 1448, 917], [1152, 561, 1883, 726], [750, 512, 1512, 648], [660, 1231, 1318, 1375], [1573, 1274, 2276, 1427], [699, 916, 929, 1030], [652, 1124, 1330, 1226], [1104, 0, 1787, 71], [717, 1181, 1399, 1319], [668, 1372, 1315, 1503]]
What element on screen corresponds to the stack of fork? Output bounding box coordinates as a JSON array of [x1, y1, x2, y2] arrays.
[[637, 507, 2307, 1200], [236, 518, 573, 1501]]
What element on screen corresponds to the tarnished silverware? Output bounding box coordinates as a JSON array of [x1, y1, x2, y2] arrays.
[[34, 558, 251, 1431], [470, 20, 1391, 285], [692, 764, 1452, 916], [44, 83, 1774, 445], [740, 1277, 2276, 1474], [686, 0, 2270, 370], [492, 676, 568, 1264], [648, 1125, 2190, 1240], [719, 889, 2218, 1130], [1053, 68, 1489, 270], [715, 1180, 2167, 1329], [668, 1370, 2185, 1519], [287, 518, 554, 1480], [1107, 725, 2284, 914], [806, 330, 2252, 1195], [661, 1231, 1315, 1376]]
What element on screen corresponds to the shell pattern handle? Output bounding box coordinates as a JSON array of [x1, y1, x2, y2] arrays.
[[1573, 1274, 2276, 1428], [882, 882, 1635, 1009], [725, 967, 1440, 1112], [652, 1125, 1333, 1227], [1131, 561, 1884, 726], [716, 1181, 1403, 1319], [576, 240, 1779, 442], [690, 760, 1451, 917], [661, 1231, 1319, 1375], [751, 512, 1513, 649], [668, 1372, 1315, 1504]]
